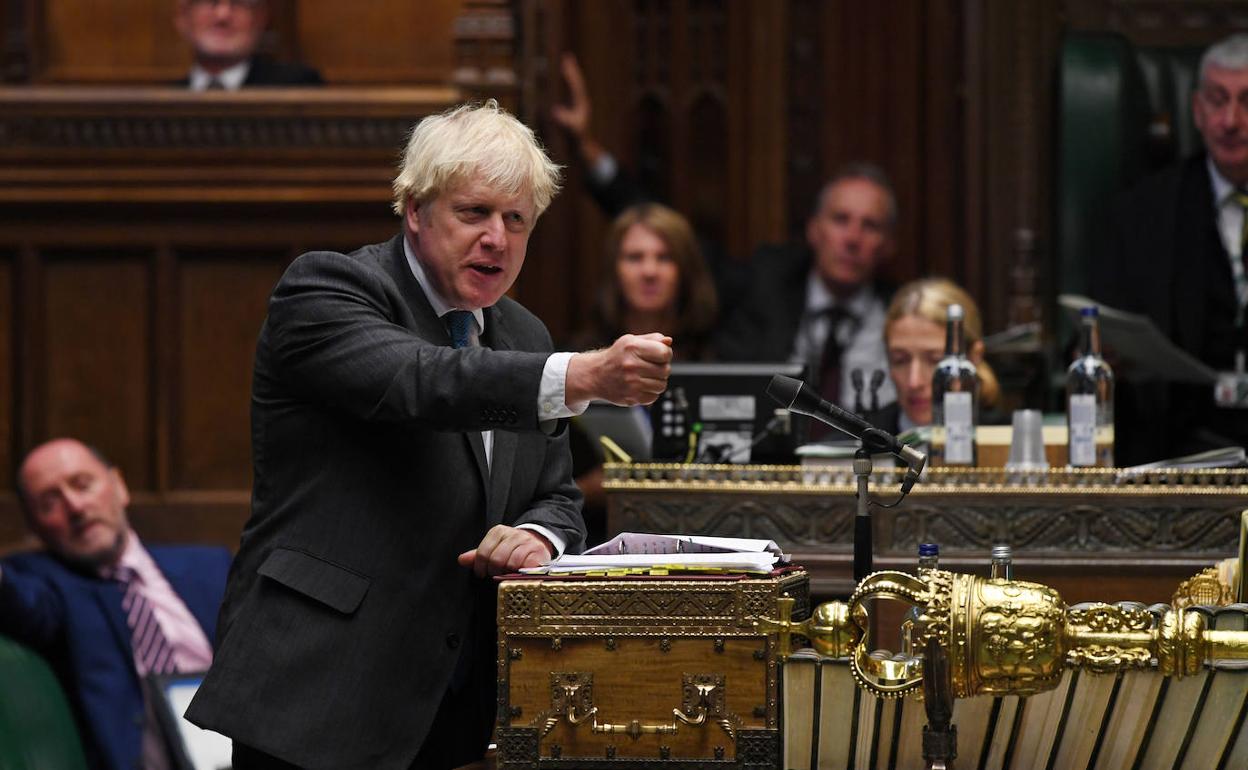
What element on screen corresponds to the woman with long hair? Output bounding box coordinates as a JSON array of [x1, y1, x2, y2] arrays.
[[574, 202, 719, 360], [569, 203, 720, 544], [882, 277, 1000, 430]]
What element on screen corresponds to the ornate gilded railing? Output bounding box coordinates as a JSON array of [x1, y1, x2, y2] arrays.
[[604, 462, 1248, 495]]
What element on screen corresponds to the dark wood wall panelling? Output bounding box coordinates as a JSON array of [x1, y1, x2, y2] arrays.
[[0, 205, 406, 550], [0, 0, 469, 550], [523, 0, 1010, 333], [1064, 0, 1248, 46], [521, 0, 790, 339], [11, 0, 462, 84]]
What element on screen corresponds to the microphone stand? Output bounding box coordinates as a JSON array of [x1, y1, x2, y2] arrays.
[[853, 447, 873, 582], [763, 374, 926, 581], [853, 428, 896, 582], [921, 637, 957, 769]]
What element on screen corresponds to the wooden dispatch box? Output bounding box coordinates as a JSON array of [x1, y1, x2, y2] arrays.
[[495, 569, 810, 769]]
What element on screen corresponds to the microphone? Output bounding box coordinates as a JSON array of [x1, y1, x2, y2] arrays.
[[869, 369, 886, 413], [851, 369, 865, 414], [766, 374, 926, 489]]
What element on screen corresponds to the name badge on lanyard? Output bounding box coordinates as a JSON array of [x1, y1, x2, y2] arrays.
[[1215, 352, 1248, 409]]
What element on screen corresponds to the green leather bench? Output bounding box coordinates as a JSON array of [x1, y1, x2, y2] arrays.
[[1055, 30, 1203, 300], [0, 633, 88, 770]]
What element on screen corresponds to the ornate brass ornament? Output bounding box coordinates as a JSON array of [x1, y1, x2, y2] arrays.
[[1172, 558, 1238, 608], [604, 461, 1248, 495], [760, 569, 1248, 700], [540, 670, 739, 742], [550, 672, 595, 721]]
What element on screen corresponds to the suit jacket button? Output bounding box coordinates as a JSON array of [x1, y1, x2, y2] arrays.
[[446, 633, 461, 649]]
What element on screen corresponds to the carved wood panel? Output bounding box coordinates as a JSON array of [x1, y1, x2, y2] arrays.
[[6, 0, 464, 84], [173, 252, 288, 490], [1063, 0, 1248, 45], [0, 254, 11, 488], [42, 252, 154, 488], [298, 0, 462, 84]]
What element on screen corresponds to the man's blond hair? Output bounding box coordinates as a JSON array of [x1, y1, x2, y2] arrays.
[[391, 99, 562, 218]]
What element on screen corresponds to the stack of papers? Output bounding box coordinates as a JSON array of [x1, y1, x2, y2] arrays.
[[1058, 295, 1216, 384], [522, 533, 789, 576]]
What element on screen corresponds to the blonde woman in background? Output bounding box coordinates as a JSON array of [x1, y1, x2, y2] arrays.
[[881, 277, 1000, 432]]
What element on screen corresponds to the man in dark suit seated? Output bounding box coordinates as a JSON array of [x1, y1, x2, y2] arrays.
[[185, 100, 672, 769], [715, 163, 899, 428], [175, 0, 324, 90], [1094, 33, 1248, 464], [0, 438, 232, 770]]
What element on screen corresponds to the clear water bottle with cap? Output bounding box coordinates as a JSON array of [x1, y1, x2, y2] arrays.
[[902, 543, 940, 656], [931, 303, 979, 466], [1066, 305, 1115, 467], [917, 542, 940, 572], [990, 544, 1013, 580]]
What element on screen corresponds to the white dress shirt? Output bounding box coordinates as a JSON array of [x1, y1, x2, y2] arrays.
[[187, 60, 251, 91], [1210, 157, 1246, 262], [790, 272, 896, 411], [403, 237, 587, 555]]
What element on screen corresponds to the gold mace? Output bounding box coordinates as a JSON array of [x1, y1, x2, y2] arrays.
[[756, 569, 1248, 700]]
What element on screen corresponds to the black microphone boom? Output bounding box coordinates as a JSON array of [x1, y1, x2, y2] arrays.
[[766, 374, 926, 474]]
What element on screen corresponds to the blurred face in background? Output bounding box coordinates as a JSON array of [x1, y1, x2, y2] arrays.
[[807, 177, 894, 296], [886, 315, 985, 425], [176, 0, 269, 72], [616, 223, 681, 317], [18, 439, 131, 569], [886, 315, 946, 425], [1194, 63, 1248, 185]]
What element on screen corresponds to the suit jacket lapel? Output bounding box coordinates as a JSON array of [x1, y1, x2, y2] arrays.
[[385, 234, 492, 491], [91, 577, 134, 669], [481, 304, 516, 525], [1171, 156, 1220, 352], [777, 250, 813, 354]]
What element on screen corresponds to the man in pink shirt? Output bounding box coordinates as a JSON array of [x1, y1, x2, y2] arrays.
[[0, 438, 231, 770]]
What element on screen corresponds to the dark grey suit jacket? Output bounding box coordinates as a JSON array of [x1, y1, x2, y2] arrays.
[[1092, 152, 1244, 463], [186, 235, 585, 768]]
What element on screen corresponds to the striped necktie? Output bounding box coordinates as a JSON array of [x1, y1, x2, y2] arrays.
[[111, 566, 178, 676], [446, 310, 475, 349]]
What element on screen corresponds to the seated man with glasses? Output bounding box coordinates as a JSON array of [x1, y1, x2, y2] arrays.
[[175, 0, 324, 90]]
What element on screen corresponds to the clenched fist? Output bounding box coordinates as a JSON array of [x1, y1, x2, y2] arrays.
[[566, 333, 673, 406]]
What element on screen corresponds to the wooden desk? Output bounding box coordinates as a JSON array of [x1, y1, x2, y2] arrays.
[[605, 464, 1248, 606]]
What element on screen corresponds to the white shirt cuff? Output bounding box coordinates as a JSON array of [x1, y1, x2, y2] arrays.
[[540, 352, 589, 420], [518, 524, 566, 558]]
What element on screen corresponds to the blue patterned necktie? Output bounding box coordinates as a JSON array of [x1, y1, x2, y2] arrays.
[[110, 566, 178, 676], [446, 310, 475, 349]]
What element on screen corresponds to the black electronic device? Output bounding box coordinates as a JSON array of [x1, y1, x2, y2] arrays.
[[650, 362, 808, 464]]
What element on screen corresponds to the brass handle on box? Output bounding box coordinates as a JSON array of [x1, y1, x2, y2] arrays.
[[591, 717, 680, 739], [585, 683, 718, 738]]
